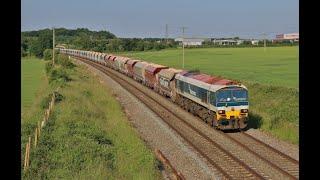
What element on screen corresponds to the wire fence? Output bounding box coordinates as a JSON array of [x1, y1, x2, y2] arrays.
[[23, 88, 59, 171]]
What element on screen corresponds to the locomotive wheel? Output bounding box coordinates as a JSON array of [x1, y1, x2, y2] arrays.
[[210, 114, 217, 127]]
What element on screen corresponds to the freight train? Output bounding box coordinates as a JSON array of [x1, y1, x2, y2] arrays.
[[59, 48, 249, 130]]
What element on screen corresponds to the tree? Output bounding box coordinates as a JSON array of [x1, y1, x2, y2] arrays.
[[43, 49, 52, 60], [28, 30, 52, 58], [143, 41, 153, 51], [29, 39, 43, 57], [135, 40, 145, 51], [21, 47, 27, 57], [106, 39, 122, 52]]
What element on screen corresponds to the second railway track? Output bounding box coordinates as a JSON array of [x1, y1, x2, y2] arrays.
[[76, 57, 299, 180], [225, 132, 299, 177]]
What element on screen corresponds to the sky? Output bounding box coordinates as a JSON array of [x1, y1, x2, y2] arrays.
[[21, 0, 299, 39]]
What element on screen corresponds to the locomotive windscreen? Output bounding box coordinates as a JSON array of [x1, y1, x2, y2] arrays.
[[216, 87, 248, 104]]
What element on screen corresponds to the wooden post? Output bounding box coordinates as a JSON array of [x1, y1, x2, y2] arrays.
[[47, 109, 50, 119], [38, 121, 41, 136], [24, 142, 28, 170], [52, 27, 55, 65], [26, 137, 31, 169], [44, 111, 48, 122], [52, 92, 56, 104], [41, 120, 45, 128], [26, 142, 29, 169], [34, 128, 38, 148], [48, 102, 52, 112], [51, 96, 54, 110]]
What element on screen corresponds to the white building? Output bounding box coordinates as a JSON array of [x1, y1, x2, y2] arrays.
[[251, 40, 259, 45], [212, 39, 239, 45], [275, 33, 299, 42], [174, 37, 205, 46]]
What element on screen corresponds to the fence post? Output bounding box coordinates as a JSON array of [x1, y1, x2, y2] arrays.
[[34, 128, 38, 148], [24, 142, 28, 170], [26, 137, 31, 169], [41, 120, 45, 128], [44, 111, 48, 123], [38, 121, 41, 136], [24, 90, 59, 173], [52, 92, 55, 107], [50, 102, 52, 111], [46, 109, 50, 120]]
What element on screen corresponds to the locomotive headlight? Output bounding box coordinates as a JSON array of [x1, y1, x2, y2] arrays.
[[218, 110, 225, 114], [241, 109, 248, 113]]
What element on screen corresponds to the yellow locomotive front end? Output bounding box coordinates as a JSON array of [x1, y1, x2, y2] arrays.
[[214, 87, 249, 130]]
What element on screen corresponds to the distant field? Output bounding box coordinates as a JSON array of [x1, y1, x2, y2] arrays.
[[21, 57, 47, 115], [121, 46, 298, 88]]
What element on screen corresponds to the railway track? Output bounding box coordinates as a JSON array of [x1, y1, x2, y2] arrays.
[[224, 132, 299, 178], [76, 57, 299, 179]]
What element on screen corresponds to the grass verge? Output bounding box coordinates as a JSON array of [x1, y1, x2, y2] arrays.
[[22, 56, 161, 179], [246, 82, 298, 144]]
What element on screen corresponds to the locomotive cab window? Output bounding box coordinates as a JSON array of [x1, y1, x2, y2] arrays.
[[210, 92, 216, 105], [183, 82, 189, 92], [216, 88, 248, 103], [232, 89, 248, 101]]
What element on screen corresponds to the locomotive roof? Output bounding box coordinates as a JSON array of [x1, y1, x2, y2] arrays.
[[176, 72, 246, 92]]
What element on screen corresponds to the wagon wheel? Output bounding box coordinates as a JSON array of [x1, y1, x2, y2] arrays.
[[154, 84, 159, 93]]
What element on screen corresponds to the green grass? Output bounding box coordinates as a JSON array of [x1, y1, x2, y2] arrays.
[[21, 57, 48, 115], [22, 59, 161, 179], [246, 82, 298, 143], [119, 47, 299, 144], [121, 46, 298, 88]]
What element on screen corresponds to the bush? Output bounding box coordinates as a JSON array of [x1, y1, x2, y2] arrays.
[[39, 92, 64, 109], [21, 47, 28, 57], [40, 94, 52, 109], [45, 61, 53, 74], [56, 54, 75, 69], [49, 67, 71, 83], [43, 49, 52, 60], [53, 91, 64, 103]]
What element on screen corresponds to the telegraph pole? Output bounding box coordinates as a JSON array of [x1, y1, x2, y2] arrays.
[[263, 32, 267, 52], [165, 24, 168, 44], [52, 27, 55, 65], [180, 26, 187, 68]]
